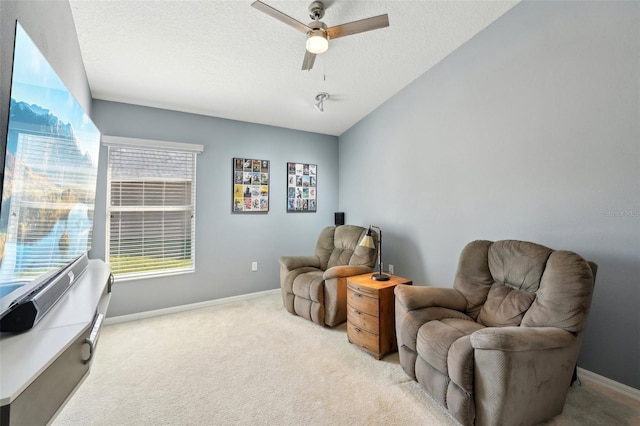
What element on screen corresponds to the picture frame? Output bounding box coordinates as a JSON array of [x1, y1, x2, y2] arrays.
[[287, 162, 317, 213], [232, 158, 269, 213]]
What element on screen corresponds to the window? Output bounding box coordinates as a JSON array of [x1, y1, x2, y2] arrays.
[[104, 137, 202, 280]]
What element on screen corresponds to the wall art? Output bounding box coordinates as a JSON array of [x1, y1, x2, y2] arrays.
[[232, 158, 269, 213], [287, 162, 317, 213]]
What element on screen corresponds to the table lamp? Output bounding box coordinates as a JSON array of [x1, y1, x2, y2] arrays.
[[359, 225, 389, 281]]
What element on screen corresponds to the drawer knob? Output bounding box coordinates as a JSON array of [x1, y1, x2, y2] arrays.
[[355, 309, 361, 315], [355, 327, 361, 333]]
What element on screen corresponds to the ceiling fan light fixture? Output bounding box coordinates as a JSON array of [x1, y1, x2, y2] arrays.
[[314, 92, 329, 112], [306, 30, 328, 54]]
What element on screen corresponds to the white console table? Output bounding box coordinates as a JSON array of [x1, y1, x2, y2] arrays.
[[0, 259, 112, 425]]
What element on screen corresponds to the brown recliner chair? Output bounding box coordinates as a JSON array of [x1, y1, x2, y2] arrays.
[[279, 225, 377, 327], [395, 240, 596, 426]]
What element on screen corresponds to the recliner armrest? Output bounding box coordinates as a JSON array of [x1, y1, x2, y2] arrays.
[[394, 285, 467, 312], [279, 255, 321, 271], [471, 326, 575, 351], [323, 265, 373, 280]]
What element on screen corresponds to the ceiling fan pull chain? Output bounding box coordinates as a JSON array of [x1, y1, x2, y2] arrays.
[[323, 57, 326, 82]]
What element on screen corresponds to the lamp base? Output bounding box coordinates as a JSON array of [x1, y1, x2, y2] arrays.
[[372, 273, 390, 281]]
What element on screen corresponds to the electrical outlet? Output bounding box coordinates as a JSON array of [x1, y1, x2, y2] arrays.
[[389, 264, 394, 274], [251, 261, 258, 271]]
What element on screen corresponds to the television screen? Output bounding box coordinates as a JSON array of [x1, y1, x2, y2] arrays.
[[0, 22, 100, 300]]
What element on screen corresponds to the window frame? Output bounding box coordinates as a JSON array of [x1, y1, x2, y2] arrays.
[[102, 136, 203, 281]]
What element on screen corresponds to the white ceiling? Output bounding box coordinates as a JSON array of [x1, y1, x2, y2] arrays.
[[69, 0, 519, 136]]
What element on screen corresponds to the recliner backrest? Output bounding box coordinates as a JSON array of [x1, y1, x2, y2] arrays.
[[314, 225, 377, 271], [478, 240, 552, 327], [452, 240, 494, 320], [454, 240, 594, 331], [315, 226, 337, 270], [521, 250, 594, 332]]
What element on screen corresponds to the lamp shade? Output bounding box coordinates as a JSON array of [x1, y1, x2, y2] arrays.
[[360, 232, 376, 249], [306, 30, 328, 54]]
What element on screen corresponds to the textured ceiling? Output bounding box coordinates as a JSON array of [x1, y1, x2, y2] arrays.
[[69, 1, 519, 136]]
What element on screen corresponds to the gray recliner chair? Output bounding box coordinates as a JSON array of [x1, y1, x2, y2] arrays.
[[279, 225, 377, 327], [395, 239, 597, 426]]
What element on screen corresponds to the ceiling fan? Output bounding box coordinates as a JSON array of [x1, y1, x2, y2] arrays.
[[251, 1, 389, 71]]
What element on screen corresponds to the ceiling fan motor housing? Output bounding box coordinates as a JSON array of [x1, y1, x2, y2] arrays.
[[308, 21, 327, 32]]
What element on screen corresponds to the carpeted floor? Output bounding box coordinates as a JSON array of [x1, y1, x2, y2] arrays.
[[53, 292, 639, 425]]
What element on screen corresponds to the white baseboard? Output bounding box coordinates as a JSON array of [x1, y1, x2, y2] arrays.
[[578, 367, 640, 401], [104, 288, 280, 325]]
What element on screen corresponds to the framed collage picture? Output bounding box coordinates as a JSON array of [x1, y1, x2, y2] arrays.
[[232, 158, 269, 213], [287, 162, 317, 212]]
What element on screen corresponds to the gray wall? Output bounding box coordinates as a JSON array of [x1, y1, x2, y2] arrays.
[[0, 1, 92, 166], [339, 1, 639, 389], [91, 100, 339, 317]]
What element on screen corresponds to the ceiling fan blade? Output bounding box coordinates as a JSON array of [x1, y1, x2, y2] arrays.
[[302, 50, 317, 71], [326, 14, 389, 40], [251, 1, 311, 34]]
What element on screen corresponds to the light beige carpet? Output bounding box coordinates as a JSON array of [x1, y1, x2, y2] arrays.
[[53, 292, 639, 425]]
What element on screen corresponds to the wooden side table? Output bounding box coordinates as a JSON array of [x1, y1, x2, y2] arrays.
[[346, 273, 412, 359]]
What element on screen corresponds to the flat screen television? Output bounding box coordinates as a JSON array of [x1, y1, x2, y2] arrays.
[[0, 22, 101, 331]]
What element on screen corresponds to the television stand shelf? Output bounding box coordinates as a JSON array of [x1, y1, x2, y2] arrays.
[[0, 259, 112, 425]]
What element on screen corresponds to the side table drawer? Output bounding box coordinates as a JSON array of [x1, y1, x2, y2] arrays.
[[347, 322, 379, 355], [347, 304, 379, 335], [347, 280, 378, 297], [347, 288, 378, 316]]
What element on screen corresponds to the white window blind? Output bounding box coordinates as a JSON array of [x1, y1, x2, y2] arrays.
[[105, 142, 200, 280]]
